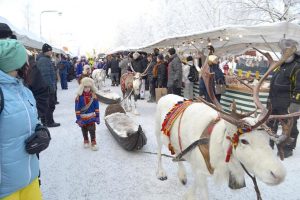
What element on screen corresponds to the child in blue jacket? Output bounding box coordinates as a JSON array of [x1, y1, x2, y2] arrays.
[[75, 77, 100, 151]]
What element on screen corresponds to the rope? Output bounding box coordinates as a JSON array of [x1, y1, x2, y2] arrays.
[[240, 163, 262, 200], [120, 89, 133, 103], [138, 150, 175, 159]]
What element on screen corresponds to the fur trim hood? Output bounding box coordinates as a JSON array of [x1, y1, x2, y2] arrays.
[[77, 77, 97, 96]]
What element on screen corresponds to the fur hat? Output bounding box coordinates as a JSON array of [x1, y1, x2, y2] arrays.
[[42, 43, 52, 53], [279, 39, 298, 51], [83, 64, 91, 74], [208, 55, 218, 65], [0, 39, 27, 73], [133, 52, 140, 60], [77, 77, 97, 96]]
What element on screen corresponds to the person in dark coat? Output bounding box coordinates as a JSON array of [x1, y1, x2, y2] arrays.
[[156, 54, 167, 88], [57, 54, 70, 89], [199, 55, 225, 103], [76, 56, 87, 78], [267, 39, 300, 158], [36, 43, 60, 127], [167, 48, 182, 95], [23, 56, 49, 121], [107, 55, 120, 86], [146, 54, 156, 102]]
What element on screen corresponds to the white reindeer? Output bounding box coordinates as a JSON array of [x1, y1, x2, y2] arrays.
[[154, 47, 299, 200], [92, 69, 106, 90], [155, 94, 286, 200]]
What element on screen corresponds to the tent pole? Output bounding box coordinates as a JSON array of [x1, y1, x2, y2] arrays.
[[260, 35, 280, 60]]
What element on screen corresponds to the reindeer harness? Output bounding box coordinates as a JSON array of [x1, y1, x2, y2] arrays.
[[161, 100, 219, 174]]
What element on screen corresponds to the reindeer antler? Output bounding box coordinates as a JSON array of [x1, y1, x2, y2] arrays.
[[129, 63, 136, 73], [201, 56, 251, 127], [141, 63, 153, 77], [252, 46, 300, 123]]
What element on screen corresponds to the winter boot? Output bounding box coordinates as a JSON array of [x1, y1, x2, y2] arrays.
[[91, 140, 98, 151], [83, 140, 89, 148]]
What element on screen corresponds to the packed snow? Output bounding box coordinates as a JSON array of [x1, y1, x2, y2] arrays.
[[40, 79, 300, 200], [105, 112, 139, 137]]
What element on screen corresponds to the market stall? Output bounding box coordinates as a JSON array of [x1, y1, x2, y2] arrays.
[[138, 21, 300, 112]]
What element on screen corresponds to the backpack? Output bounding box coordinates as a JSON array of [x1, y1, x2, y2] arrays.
[[153, 64, 158, 78], [0, 86, 3, 114], [188, 65, 199, 82]]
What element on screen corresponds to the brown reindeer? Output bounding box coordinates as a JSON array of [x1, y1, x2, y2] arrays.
[[120, 63, 151, 115]]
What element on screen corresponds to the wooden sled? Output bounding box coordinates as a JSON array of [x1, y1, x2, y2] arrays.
[[104, 104, 147, 150]]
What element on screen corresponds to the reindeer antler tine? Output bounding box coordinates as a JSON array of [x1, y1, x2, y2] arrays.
[[253, 46, 297, 123]]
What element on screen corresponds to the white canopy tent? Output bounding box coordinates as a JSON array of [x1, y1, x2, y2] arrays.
[[137, 21, 300, 56], [0, 16, 64, 54]]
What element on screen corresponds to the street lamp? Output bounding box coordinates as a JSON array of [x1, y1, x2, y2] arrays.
[[40, 10, 62, 39]]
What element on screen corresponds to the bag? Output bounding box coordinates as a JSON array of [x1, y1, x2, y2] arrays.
[[25, 124, 51, 154], [215, 84, 226, 94], [188, 65, 199, 82], [155, 88, 168, 103], [0, 86, 3, 114]]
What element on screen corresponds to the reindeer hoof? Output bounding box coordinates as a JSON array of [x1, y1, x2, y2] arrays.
[[181, 179, 187, 185], [157, 170, 167, 181], [158, 176, 168, 181]]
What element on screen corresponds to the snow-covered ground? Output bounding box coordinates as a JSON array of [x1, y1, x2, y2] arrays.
[[40, 79, 300, 200]]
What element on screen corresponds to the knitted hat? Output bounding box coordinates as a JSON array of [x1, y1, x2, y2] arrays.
[[0, 39, 27, 73], [77, 77, 97, 95], [42, 43, 52, 53], [0, 23, 13, 39], [168, 48, 176, 55]]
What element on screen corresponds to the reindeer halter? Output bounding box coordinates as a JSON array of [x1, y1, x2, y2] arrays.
[[225, 127, 252, 162]]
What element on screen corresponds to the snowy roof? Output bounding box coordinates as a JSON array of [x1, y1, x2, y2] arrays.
[[0, 16, 64, 54], [137, 21, 300, 56]]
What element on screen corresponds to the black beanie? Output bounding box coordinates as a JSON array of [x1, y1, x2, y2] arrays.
[[0, 23, 13, 39], [186, 56, 193, 62], [42, 43, 52, 53], [157, 54, 164, 61], [168, 48, 176, 55]]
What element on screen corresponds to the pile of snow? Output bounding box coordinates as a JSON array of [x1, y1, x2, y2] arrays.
[[105, 112, 139, 137], [96, 90, 120, 100]]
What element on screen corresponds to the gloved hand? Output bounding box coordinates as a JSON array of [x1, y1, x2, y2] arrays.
[[289, 102, 300, 113], [76, 119, 83, 127], [96, 117, 100, 125]]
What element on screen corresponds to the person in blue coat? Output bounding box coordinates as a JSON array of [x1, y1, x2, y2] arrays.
[[57, 54, 70, 90], [0, 39, 42, 199]]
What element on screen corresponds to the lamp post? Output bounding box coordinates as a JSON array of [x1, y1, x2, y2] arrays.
[[39, 10, 62, 39]]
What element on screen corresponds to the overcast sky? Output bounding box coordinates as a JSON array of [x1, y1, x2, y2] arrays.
[[0, 0, 148, 54]]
